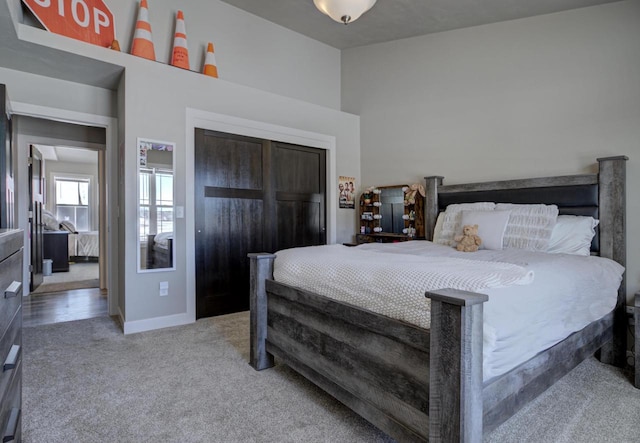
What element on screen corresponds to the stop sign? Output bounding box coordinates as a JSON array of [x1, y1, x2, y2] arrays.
[[22, 0, 115, 48]]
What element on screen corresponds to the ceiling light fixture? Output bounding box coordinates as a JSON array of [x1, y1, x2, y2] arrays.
[[313, 0, 377, 25]]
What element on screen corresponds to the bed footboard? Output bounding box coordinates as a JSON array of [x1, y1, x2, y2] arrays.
[[249, 253, 488, 443], [248, 253, 276, 370], [427, 289, 488, 442]]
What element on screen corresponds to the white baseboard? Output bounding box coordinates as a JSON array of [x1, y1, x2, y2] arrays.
[[123, 312, 194, 335]]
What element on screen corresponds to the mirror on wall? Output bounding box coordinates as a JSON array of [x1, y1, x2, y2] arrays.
[[378, 186, 406, 234], [137, 138, 175, 272]]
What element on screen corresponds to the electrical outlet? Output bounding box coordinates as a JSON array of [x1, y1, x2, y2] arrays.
[[159, 281, 169, 296]]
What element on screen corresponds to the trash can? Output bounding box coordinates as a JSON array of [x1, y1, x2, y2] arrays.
[[43, 259, 53, 276]]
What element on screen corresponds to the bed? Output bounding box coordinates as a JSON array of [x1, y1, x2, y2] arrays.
[[68, 231, 99, 262], [41, 212, 99, 262], [146, 233, 173, 269], [248, 156, 629, 442]]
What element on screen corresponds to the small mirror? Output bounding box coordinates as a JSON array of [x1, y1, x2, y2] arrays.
[[379, 186, 405, 234], [137, 138, 175, 272]]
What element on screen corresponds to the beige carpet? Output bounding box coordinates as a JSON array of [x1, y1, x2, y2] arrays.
[[22, 313, 640, 442], [32, 262, 99, 294]]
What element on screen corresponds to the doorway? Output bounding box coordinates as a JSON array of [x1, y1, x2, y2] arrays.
[[30, 145, 102, 295], [194, 129, 326, 319], [13, 113, 113, 326]]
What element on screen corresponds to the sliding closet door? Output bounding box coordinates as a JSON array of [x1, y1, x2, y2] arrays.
[[272, 142, 326, 250], [194, 131, 326, 319], [194, 130, 268, 319]]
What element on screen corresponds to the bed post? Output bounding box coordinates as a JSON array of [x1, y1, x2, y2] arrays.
[[248, 253, 276, 371], [424, 176, 444, 241], [426, 288, 488, 443], [597, 156, 628, 367]]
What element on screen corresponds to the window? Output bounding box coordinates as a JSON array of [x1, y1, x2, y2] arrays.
[[55, 177, 90, 231], [139, 168, 173, 242]]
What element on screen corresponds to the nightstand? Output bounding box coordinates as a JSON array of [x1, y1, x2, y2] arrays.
[[43, 231, 69, 272]]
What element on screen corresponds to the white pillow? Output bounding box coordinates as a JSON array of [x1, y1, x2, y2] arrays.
[[435, 202, 496, 247], [547, 215, 599, 256], [459, 210, 512, 250], [42, 210, 60, 231], [59, 220, 77, 233], [496, 203, 559, 251], [432, 212, 445, 242]]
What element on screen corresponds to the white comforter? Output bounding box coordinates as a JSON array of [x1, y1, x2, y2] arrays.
[[273, 241, 624, 381], [68, 231, 99, 257]]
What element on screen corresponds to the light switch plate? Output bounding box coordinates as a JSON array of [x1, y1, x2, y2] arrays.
[[176, 206, 184, 218]]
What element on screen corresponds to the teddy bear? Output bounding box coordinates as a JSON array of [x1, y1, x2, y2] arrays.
[[402, 183, 426, 206], [454, 224, 482, 252]]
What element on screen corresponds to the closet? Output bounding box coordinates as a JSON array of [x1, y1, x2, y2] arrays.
[[194, 129, 326, 319]]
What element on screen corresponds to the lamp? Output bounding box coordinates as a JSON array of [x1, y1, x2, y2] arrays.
[[313, 0, 377, 25]]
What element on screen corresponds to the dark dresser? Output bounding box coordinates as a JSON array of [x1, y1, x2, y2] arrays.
[[0, 230, 23, 443]]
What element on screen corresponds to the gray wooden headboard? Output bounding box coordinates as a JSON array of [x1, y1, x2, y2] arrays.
[[424, 155, 628, 364]]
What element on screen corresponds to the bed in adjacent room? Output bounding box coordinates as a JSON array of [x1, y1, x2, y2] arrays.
[[248, 156, 630, 442], [42, 213, 99, 262], [68, 230, 99, 262], [146, 233, 173, 269]]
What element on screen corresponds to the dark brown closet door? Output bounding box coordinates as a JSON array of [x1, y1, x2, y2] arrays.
[[195, 130, 268, 319], [194, 131, 326, 319], [272, 142, 326, 250]]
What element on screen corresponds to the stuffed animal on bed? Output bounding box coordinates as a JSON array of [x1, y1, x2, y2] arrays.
[[454, 224, 482, 252]]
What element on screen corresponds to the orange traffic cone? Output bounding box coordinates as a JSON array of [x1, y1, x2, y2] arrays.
[[171, 10, 190, 70], [131, 0, 155, 61], [202, 42, 218, 78]]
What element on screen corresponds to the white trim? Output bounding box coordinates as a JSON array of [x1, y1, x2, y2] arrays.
[[11, 101, 119, 317], [184, 108, 338, 323], [123, 312, 192, 335]]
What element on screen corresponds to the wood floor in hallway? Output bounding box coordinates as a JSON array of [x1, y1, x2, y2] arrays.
[[23, 288, 108, 327]]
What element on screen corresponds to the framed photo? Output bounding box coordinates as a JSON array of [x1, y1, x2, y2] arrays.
[[339, 176, 355, 209], [138, 138, 174, 167]]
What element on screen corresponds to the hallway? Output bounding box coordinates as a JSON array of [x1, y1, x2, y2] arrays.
[[23, 288, 108, 328]]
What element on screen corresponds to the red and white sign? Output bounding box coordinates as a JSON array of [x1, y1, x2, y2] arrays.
[[22, 0, 115, 48]]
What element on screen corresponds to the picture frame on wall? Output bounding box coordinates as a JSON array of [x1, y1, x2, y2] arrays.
[[339, 175, 355, 209]]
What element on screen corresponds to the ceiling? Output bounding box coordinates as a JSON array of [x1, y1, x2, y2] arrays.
[[219, 0, 620, 49], [34, 145, 98, 164]]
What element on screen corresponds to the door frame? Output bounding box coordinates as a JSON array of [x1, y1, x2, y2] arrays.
[[186, 108, 337, 323], [12, 102, 118, 316], [28, 144, 44, 291]]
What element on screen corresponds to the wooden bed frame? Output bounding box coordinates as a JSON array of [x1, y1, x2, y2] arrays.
[[146, 234, 173, 269], [249, 156, 628, 442]]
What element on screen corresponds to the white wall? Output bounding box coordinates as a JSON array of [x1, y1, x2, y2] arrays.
[[19, 0, 341, 110], [342, 1, 640, 303], [0, 67, 115, 117]]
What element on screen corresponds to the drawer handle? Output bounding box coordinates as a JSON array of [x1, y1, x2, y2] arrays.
[[2, 408, 20, 443], [3, 345, 20, 372], [4, 281, 21, 299]]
